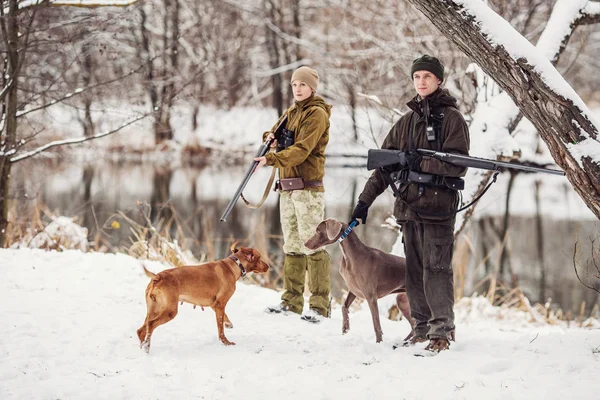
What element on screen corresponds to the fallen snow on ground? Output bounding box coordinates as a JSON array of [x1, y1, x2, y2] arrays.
[[1, 249, 598, 399]]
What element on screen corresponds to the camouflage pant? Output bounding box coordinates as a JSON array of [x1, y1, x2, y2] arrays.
[[279, 190, 330, 316], [280, 190, 325, 255]]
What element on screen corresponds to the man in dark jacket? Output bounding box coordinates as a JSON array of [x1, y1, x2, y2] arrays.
[[351, 55, 470, 353]]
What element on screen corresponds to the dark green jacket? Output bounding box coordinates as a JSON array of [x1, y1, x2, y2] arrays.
[[359, 88, 470, 225], [264, 95, 332, 192]]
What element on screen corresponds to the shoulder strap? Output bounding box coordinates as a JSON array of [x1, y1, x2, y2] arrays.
[[408, 113, 416, 152]]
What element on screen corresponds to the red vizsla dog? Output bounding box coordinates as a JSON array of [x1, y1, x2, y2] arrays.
[[137, 243, 269, 352], [305, 218, 415, 343]]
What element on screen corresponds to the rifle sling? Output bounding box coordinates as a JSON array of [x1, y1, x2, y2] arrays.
[[241, 166, 277, 210], [407, 172, 499, 218], [390, 170, 465, 191], [383, 169, 499, 218]]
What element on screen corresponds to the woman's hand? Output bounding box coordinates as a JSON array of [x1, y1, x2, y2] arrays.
[[254, 156, 267, 172], [267, 133, 278, 148]]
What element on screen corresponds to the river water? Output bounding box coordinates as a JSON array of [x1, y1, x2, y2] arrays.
[[12, 157, 600, 315]]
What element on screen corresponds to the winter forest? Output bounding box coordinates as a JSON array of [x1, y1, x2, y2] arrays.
[[1, 0, 600, 399]]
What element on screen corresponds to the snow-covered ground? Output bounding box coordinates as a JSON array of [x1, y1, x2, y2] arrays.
[[1, 248, 598, 399]]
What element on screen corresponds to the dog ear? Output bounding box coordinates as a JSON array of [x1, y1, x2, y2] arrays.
[[230, 241, 239, 253], [325, 219, 343, 241], [243, 249, 255, 262]]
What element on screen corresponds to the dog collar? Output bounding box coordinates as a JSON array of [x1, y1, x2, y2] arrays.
[[228, 255, 246, 278], [337, 220, 359, 243]]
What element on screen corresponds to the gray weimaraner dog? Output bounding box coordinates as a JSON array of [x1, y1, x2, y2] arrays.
[[305, 218, 415, 343]]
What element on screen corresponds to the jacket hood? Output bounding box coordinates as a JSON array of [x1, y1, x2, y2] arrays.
[[406, 88, 458, 116], [295, 95, 332, 117]]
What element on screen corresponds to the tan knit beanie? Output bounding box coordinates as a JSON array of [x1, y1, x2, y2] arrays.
[[290, 66, 319, 92]]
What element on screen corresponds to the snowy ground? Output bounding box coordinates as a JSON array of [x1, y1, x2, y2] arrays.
[[1, 249, 598, 399]]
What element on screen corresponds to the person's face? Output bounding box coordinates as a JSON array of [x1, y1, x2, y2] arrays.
[[291, 80, 313, 101], [413, 70, 441, 98]]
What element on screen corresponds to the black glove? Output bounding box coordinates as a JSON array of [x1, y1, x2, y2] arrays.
[[405, 150, 422, 171], [350, 200, 369, 224]]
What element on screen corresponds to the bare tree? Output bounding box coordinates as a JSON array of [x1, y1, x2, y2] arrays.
[[0, 0, 140, 247], [133, 0, 180, 144]]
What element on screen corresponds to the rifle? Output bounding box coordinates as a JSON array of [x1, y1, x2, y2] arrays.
[[367, 149, 565, 176], [367, 148, 565, 217], [220, 115, 288, 222]]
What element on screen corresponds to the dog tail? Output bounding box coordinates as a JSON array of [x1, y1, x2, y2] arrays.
[[140, 262, 157, 279]]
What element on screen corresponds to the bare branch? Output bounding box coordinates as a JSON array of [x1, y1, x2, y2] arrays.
[[8, 113, 149, 163], [573, 238, 600, 295], [0, 78, 14, 103], [16, 61, 150, 118], [17, 0, 138, 9]]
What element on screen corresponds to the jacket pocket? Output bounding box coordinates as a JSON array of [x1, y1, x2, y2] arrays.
[[412, 185, 458, 221]]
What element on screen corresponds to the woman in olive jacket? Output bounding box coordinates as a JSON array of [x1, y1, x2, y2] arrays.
[[255, 66, 332, 323]]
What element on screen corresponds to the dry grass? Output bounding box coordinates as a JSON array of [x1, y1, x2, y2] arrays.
[[8, 201, 597, 327], [453, 230, 599, 326]]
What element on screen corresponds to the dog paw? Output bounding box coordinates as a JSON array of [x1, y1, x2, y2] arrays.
[[140, 340, 151, 353]]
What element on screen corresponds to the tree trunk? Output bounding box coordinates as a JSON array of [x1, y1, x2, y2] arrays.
[[498, 171, 515, 282], [0, 0, 20, 247], [265, 0, 284, 115], [345, 80, 358, 141], [534, 179, 546, 301], [407, 0, 600, 220], [82, 41, 95, 137]]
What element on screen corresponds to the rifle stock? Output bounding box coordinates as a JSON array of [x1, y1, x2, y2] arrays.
[[220, 115, 288, 222], [367, 148, 565, 176], [366, 149, 407, 170]]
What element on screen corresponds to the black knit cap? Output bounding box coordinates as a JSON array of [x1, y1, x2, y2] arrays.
[[410, 55, 444, 82]]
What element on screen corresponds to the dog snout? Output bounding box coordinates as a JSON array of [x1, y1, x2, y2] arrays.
[[304, 236, 318, 250], [258, 261, 270, 273]]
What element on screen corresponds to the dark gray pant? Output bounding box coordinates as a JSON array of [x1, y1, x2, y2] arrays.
[[402, 220, 455, 340]]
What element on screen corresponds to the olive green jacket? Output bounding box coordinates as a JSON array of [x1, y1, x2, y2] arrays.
[[263, 95, 332, 192], [358, 88, 470, 225]]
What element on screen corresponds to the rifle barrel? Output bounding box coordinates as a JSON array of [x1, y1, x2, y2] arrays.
[[417, 149, 565, 176], [220, 141, 271, 222], [220, 115, 288, 223]]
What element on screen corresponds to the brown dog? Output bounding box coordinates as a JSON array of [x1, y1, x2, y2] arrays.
[[137, 243, 269, 352], [305, 218, 414, 343]]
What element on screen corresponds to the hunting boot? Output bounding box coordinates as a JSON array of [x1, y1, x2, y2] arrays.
[[274, 253, 307, 315], [304, 250, 331, 321]]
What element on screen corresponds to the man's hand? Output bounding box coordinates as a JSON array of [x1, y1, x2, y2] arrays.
[[405, 151, 422, 171], [350, 200, 369, 225], [254, 156, 267, 172]]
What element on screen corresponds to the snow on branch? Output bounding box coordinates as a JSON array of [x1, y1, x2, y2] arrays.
[[17, 0, 138, 9], [448, 0, 597, 122], [537, 0, 600, 63], [581, 1, 600, 23], [9, 113, 149, 163]]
